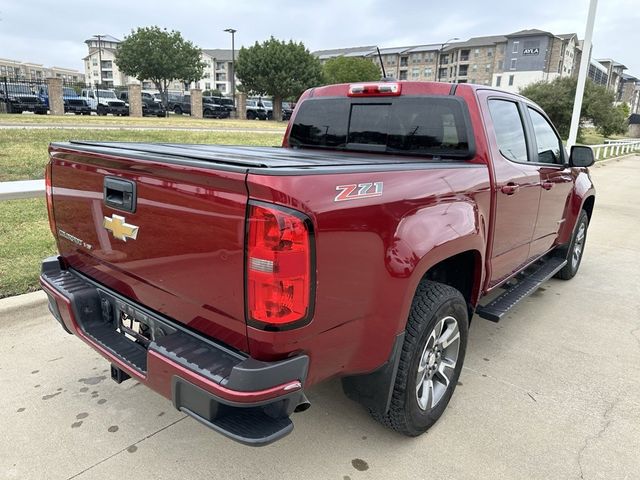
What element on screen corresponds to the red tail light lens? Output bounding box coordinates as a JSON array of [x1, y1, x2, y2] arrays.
[[247, 203, 314, 329], [45, 162, 56, 235]]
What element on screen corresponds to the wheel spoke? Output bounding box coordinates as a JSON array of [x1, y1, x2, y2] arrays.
[[417, 379, 434, 410], [435, 364, 451, 387], [439, 320, 460, 349], [416, 368, 428, 393]]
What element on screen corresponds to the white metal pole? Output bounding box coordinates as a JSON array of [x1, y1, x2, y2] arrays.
[[567, 0, 598, 148]]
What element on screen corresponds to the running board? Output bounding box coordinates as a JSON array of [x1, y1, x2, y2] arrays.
[[476, 257, 567, 322]]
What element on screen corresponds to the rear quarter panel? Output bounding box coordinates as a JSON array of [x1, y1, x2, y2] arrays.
[[246, 163, 491, 385]]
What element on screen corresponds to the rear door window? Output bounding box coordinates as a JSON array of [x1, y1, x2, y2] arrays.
[[488, 99, 529, 163]]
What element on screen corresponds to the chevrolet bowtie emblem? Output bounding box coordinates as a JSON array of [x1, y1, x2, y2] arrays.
[[103, 214, 139, 241]]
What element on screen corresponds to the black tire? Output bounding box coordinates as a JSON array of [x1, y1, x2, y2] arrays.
[[174, 106, 183, 115], [246, 110, 256, 120], [203, 108, 212, 118], [555, 210, 589, 280], [96, 105, 107, 116], [370, 281, 468, 436]]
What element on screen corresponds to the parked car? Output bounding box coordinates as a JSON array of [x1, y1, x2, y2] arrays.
[[282, 101, 295, 121], [172, 95, 229, 118], [210, 96, 235, 114], [0, 83, 47, 114], [118, 91, 166, 117], [245, 98, 267, 120], [38, 85, 91, 115], [80, 88, 128, 116], [41, 80, 596, 446]]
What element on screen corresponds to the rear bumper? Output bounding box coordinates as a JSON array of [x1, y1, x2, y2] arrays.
[[40, 256, 308, 445]]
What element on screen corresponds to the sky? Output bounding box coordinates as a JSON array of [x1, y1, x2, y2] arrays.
[[0, 0, 638, 75]]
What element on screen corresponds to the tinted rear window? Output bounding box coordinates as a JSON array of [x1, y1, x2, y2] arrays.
[[289, 96, 474, 158]]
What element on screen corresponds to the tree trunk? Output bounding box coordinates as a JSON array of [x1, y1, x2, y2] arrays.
[[273, 95, 283, 122]]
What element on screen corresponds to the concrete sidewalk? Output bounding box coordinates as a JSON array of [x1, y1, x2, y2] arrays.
[[1, 157, 639, 480]]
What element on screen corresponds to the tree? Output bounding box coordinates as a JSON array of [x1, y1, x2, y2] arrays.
[[236, 37, 323, 121], [116, 26, 205, 106], [323, 56, 381, 84], [520, 77, 628, 140]]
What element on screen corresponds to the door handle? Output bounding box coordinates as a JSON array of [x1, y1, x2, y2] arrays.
[[500, 183, 520, 195], [542, 181, 554, 190]]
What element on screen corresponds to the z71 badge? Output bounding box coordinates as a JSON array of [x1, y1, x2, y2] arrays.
[[334, 182, 383, 202]]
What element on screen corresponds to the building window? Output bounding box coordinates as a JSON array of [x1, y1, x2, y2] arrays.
[[399, 70, 408, 80], [215, 73, 226, 81], [411, 67, 420, 79], [460, 50, 470, 61], [508, 75, 514, 86], [485, 64, 491, 72], [474, 48, 480, 57], [488, 50, 493, 57], [400, 57, 408, 67], [510, 59, 517, 70], [458, 65, 468, 76], [424, 67, 433, 77], [472, 64, 477, 71], [469, 78, 475, 84], [215, 61, 225, 70], [438, 67, 447, 79], [512, 41, 519, 54]]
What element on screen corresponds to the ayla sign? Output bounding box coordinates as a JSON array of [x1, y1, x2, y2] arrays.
[[523, 48, 540, 55]]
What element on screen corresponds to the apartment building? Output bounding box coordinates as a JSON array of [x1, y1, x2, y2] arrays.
[[618, 74, 640, 114], [0, 58, 84, 83], [313, 29, 581, 93], [83, 36, 236, 93], [595, 59, 627, 96]]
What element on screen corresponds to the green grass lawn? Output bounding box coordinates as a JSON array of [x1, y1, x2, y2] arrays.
[[0, 128, 283, 182], [0, 198, 56, 298], [0, 112, 286, 130], [0, 127, 283, 297]]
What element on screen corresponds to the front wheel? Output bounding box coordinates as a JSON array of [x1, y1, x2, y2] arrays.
[[96, 105, 107, 116], [371, 281, 468, 436], [555, 210, 589, 280]]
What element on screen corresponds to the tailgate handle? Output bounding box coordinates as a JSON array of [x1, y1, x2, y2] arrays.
[[104, 177, 136, 212]]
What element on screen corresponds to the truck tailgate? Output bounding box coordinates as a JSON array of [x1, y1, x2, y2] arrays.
[[48, 143, 250, 352]]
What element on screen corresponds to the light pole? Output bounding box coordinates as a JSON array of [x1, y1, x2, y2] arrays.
[[224, 28, 237, 117], [437, 37, 459, 82], [567, 0, 598, 148], [93, 34, 105, 109]]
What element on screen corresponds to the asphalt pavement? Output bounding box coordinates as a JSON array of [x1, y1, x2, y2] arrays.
[[1, 156, 639, 480]]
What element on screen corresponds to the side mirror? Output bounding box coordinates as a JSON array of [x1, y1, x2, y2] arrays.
[[569, 145, 595, 168]]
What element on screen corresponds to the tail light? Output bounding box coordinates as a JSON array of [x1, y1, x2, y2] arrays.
[[45, 162, 56, 235], [246, 202, 314, 330], [348, 82, 402, 97]]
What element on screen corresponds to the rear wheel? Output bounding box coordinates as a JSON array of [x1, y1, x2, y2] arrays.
[[96, 105, 107, 116], [555, 210, 589, 280], [174, 106, 183, 115], [246, 110, 256, 120], [370, 281, 468, 436]]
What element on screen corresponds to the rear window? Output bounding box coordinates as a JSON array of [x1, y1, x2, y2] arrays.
[[289, 96, 474, 158]]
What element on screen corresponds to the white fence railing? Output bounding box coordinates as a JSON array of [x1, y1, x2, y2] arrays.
[[1, 141, 639, 202], [0, 180, 45, 201], [590, 140, 640, 160]]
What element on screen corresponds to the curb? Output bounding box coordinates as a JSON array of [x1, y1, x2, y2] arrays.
[[594, 153, 639, 167], [0, 290, 47, 315]]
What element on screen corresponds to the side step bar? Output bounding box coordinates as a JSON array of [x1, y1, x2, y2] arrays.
[[476, 257, 567, 322]]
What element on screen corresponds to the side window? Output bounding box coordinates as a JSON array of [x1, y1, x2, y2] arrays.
[[527, 108, 563, 164], [488, 99, 528, 163]]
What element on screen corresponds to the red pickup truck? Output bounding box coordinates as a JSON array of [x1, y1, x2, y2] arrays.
[[40, 81, 595, 445]]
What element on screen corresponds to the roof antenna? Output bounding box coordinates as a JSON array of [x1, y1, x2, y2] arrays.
[[376, 47, 389, 80]]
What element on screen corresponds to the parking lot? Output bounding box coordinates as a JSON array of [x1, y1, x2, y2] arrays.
[[1, 157, 639, 480]]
